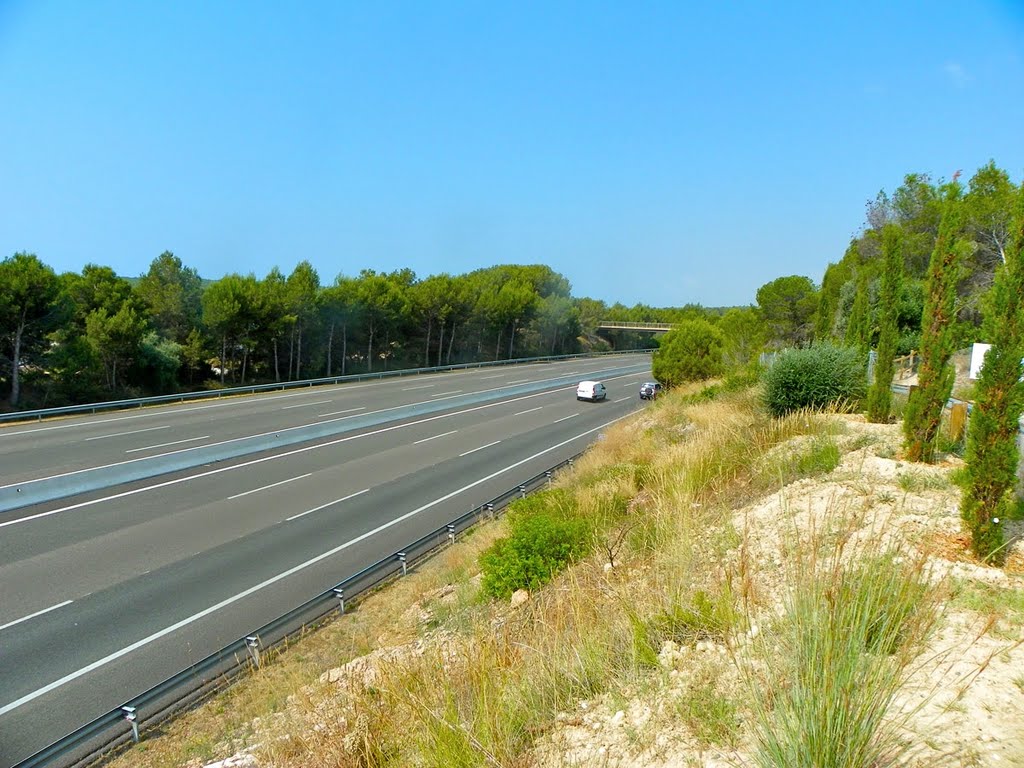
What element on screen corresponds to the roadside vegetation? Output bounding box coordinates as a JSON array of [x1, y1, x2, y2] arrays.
[[106, 378, 1024, 768], [32, 161, 1024, 766]]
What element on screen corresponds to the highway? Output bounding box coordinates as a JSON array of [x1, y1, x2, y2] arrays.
[[0, 355, 652, 766], [0, 356, 645, 509]]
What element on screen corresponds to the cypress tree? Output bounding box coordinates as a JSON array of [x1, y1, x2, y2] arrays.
[[904, 180, 969, 462], [961, 187, 1024, 563], [866, 225, 904, 422], [844, 270, 871, 353]]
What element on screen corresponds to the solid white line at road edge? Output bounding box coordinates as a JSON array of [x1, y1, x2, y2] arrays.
[[228, 473, 312, 500], [0, 414, 629, 717], [0, 600, 73, 633]]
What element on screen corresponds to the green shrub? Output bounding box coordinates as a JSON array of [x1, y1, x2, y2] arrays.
[[793, 436, 841, 477], [651, 318, 726, 387], [479, 492, 591, 599], [674, 671, 741, 748], [723, 362, 763, 391], [765, 435, 842, 485], [762, 343, 867, 417], [648, 590, 732, 644], [631, 460, 656, 490]]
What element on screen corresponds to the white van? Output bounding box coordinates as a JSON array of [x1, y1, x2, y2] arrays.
[[576, 380, 607, 402]]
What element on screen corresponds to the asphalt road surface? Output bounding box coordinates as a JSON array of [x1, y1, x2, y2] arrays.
[[0, 356, 654, 766], [0, 357, 644, 486]]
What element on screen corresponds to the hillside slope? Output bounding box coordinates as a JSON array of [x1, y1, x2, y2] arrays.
[[111, 389, 1024, 768]]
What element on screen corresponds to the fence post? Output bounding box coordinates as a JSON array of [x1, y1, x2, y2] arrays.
[[122, 706, 139, 744], [245, 636, 262, 667], [949, 402, 968, 443], [333, 587, 345, 615]]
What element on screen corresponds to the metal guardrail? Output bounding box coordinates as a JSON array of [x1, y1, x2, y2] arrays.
[[14, 453, 585, 768], [0, 350, 654, 426], [0, 359, 652, 515]]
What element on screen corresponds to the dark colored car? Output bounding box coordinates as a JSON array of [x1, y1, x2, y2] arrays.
[[639, 381, 662, 400]]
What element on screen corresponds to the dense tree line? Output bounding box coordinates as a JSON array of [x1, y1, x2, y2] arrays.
[[3, 161, 1019, 419], [733, 163, 1018, 361], [748, 162, 1022, 563], [0, 254, 680, 409], [805, 162, 1019, 354]]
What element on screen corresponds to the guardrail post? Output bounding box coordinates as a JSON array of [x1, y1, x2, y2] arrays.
[[122, 706, 139, 743], [397, 552, 407, 576], [245, 635, 262, 667], [333, 587, 345, 615], [447, 523, 456, 545]]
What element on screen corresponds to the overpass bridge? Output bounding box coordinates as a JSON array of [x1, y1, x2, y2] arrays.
[[597, 320, 673, 333]]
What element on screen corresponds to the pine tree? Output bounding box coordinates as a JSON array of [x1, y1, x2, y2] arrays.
[[961, 186, 1024, 563], [903, 179, 970, 462], [866, 225, 903, 422]]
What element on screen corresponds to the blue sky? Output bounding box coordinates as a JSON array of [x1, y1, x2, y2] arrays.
[[2, 2, 1022, 307]]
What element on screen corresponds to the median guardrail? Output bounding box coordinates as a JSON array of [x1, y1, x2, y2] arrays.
[[0, 350, 654, 425], [13, 452, 586, 768], [0, 359, 651, 514]]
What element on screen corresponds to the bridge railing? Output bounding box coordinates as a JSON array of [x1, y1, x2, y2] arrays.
[[597, 321, 673, 331]]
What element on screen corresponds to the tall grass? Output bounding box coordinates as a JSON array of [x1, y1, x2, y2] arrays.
[[108, 385, 949, 768], [259, 390, 866, 767], [746, 507, 942, 768]]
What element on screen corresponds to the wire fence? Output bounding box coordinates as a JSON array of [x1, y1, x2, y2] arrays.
[[13, 452, 584, 768]]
